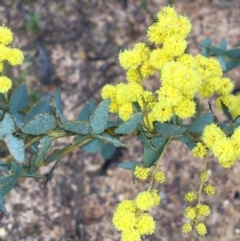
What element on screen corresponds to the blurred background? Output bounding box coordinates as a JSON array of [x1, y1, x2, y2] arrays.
[[0, 0, 240, 240]]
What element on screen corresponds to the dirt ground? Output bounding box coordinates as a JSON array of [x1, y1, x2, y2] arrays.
[[0, 0, 240, 240]]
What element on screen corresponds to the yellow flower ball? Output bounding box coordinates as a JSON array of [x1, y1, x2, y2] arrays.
[[157, 6, 178, 20], [116, 200, 137, 213], [151, 102, 173, 123], [0, 76, 12, 93], [133, 42, 150, 62], [112, 209, 137, 231], [162, 36, 187, 57], [184, 207, 196, 220], [202, 124, 225, 149], [175, 16, 192, 38], [5, 48, 24, 66], [109, 99, 119, 113], [211, 138, 237, 165], [153, 171, 166, 183], [149, 48, 172, 70], [157, 85, 183, 107], [150, 189, 161, 206], [174, 98, 196, 119], [135, 191, 154, 211], [135, 213, 155, 235], [196, 204, 211, 217], [147, 23, 166, 44], [192, 142, 207, 159], [119, 49, 142, 70], [101, 84, 116, 99], [181, 223, 192, 234], [125, 82, 143, 102], [177, 54, 196, 69], [199, 172, 209, 183], [126, 68, 142, 83], [140, 61, 155, 78], [134, 166, 150, 180], [0, 25, 13, 45], [118, 102, 133, 121], [196, 222, 207, 236], [217, 77, 234, 95], [184, 191, 197, 202], [204, 184, 215, 196], [116, 83, 128, 105], [121, 229, 141, 241]]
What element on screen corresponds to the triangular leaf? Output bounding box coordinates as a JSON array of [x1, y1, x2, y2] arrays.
[[115, 113, 143, 134], [225, 60, 240, 73], [93, 133, 126, 147], [200, 38, 212, 47], [101, 143, 116, 160], [219, 39, 227, 50], [175, 135, 196, 150], [0, 113, 15, 140], [76, 101, 96, 121], [140, 130, 167, 168], [90, 99, 110, 134], [154, 122, 185, 137], [52, 89, 67, 123], [5, 134, 25, 163], [207, 46, 224, 56], [22, 114, 56, 135], [218, 55, 226, 71], [221, 101, 233, 121], [118, 162, 133, 170], [11, 161, 23, 174], [35, 136, 52, 167], [60, 121, 90, 135], [81, 138, 103, 153], [188, 112, 214, 134], [25, 100, 54, 123], [9, 84, 28, 128], [224, 48, 240, 58]]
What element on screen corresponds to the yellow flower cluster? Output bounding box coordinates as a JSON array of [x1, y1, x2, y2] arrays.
[[102, 6, 237, 125], [216, 94, 240, 120], [134, 166, 150, 180], [112, 190, 160, 241], [199, 172, 209, 183], [184, 191, 197, 202], [102, 82, 143, 120], [134, 166, 166, 185], [192, 142, 207, 159], [204, 184, 215, 196], [0, 25, 24, 94], [153, 171, 166, 183], [203, 124, 240, 168], [182, 204, 210, 236]]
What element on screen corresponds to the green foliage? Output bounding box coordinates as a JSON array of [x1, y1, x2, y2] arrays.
[[154, 122, 186, 137], [200, 38, 240, 73], [9, 84, 28, 128], [52, 89, 67, 123], [101, 143, 116, 159], [188, 112, 214, 134], [1, 35, 240, 218], [22, 114, 56, 135], [60, 121, 90, 135], [81, 138, 103, 153], [76, 100, 96, 121], [90, 99, 110, 134], [115, 113, 143, 134], [5, 134, 25, 163]]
